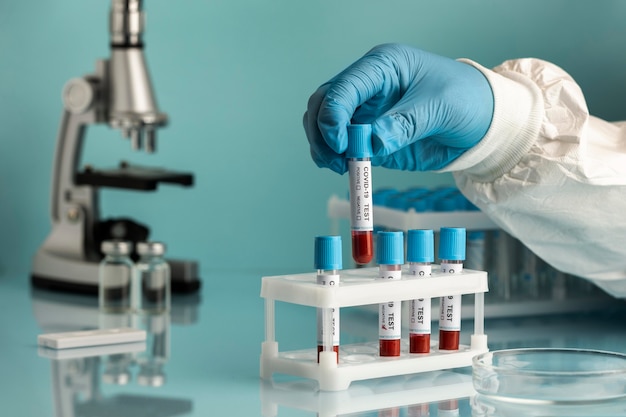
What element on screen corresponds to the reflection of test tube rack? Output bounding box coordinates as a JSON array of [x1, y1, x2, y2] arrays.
[[260, 266, 488, 391], [260, 371, 473, 417]]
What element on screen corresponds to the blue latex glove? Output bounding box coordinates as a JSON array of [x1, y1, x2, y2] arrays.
[[303, 43, 494, 173]]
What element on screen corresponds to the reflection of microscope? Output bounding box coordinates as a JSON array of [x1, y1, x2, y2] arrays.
[[40, 343, 193, 417], [31, 0, 200, 294], [35, 287, 194, 416]]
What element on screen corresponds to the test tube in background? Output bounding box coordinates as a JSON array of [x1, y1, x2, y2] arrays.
[[489, 230, 512, 300], [377, 231, 404, 357], [407, 229, 434, 354], [438, 227, 466, 351], [314, 236, 342, 363], [347, 124, 374, 266]]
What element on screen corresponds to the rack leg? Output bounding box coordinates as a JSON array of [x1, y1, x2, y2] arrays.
[[471, 292, 488, 350]]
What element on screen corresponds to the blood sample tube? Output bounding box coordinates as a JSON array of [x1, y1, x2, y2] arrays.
[[407, 229, 434, 354], [347, 124, 374, 265], [377, 231, 404, 357], [438, 227, 466, 351], [314, 235, 342, 363]]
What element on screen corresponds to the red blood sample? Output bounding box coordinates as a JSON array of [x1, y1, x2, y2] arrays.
[[438, 330, 460, 351], [351, 230, 373, 265], [407, 404, 430, 417], [379, 407, 400, 417], [317, 345, 339, 363], [410, 333, 431, 354], [438, 399, 459, 412], [379, 339, 401, 357]]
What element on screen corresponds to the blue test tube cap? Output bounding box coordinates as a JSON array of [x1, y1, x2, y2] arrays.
[[439, 227, 466, 261], [346, 124, 373, 158], [376, 231, 404, 265], [407, 229, 434, 263], [314, 235, 343, 270]]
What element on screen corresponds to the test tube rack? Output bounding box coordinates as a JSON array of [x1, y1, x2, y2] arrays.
[[260, 265, 489, 391]]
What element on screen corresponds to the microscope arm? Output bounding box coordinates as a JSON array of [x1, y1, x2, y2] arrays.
[[45, 75, 104, 261]]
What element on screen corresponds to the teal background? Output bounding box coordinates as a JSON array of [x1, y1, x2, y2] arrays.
[[2, 1, 626, 279]]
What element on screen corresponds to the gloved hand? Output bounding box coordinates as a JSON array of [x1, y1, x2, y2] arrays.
[[303, 43, 494, 173]]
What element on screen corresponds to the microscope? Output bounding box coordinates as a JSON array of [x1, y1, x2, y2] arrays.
[[31, 0, 200, 294]]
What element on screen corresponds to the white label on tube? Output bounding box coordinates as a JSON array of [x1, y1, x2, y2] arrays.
[[441, 262, 464, 274], [379, 269, 401, 340], [317, 274, 339, 345], [409, 263, 431, 277], [439, 295, 461, 331], [409, 298, 431, 334], [348, 160, 373, 231], [409, 263, 431, 334], [439, 262, 462, 331]]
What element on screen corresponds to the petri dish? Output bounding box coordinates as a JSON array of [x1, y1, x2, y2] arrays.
[[472, 348, 626, 404]]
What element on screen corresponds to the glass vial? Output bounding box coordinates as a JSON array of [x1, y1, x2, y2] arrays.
[[133, 241, 171, 314], [99, 240, 133, 314]]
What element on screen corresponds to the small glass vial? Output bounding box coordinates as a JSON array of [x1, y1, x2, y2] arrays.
[[133, 241, 171, 314], [99, 240, 133, 314]]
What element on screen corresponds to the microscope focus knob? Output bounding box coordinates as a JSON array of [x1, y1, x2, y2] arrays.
[[62, 78, 96, 114]]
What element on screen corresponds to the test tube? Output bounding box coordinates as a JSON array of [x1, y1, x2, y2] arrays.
[[315, 235, 342, 362], [377, 231, 404, 357], [438, 227, 466, 351], [407, 229, 434, 354], [347, 124, 374, 265]]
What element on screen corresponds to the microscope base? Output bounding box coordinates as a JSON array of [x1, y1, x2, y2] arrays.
[[31, 250, 201, 295]]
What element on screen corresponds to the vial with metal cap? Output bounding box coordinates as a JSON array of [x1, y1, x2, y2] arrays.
[[438, 227, 466, 351], [315, 235, 342, 362], [99, 240, 134, 314], [347, 124, 374, 265], [407, 229, 434, 354], [377, 231, 404, 357], [133, 241, 171, 314]]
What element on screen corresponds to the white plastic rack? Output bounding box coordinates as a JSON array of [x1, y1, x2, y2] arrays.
[[260, 265, 489, 391]]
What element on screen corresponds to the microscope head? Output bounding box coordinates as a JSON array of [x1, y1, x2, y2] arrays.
[[108, 0, 167, 153]]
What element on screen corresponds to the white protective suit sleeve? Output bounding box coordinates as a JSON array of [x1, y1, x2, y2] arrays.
[[443, 58, 626, 299]]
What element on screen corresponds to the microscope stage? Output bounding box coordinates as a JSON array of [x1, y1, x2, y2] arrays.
[[76, 163, 194, 191]]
